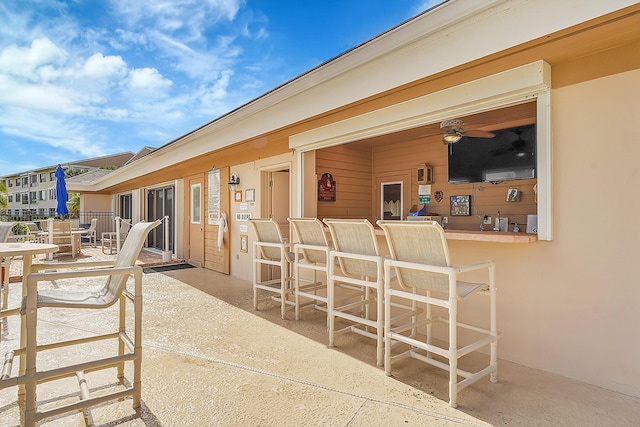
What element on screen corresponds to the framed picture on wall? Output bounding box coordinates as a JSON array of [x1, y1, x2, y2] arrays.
[[234, 190, 242, 202], [245, 188, 255, 202], [450, 195, 471, 216], [240, 234, 248, 253]]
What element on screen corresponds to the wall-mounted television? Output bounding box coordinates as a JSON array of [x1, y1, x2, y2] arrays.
[[448, 124, 536, 184]]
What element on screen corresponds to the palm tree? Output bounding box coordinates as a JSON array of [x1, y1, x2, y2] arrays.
[[0, 180, 8, 210], [68, 193, 80, 218]]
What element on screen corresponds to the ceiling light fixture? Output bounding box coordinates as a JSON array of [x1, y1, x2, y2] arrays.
[[442, 131, 462, 144]]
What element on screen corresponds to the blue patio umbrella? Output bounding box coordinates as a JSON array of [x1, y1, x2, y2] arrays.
[[55, 165, 69, 216]]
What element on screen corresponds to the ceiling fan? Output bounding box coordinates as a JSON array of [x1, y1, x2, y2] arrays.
[[490, 129, 530, 157], [439, 119, 495, 144]]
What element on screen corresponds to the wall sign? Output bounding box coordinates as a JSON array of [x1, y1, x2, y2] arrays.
[[207, 168, 221, 225], [318, 172, 336, 201], [418, 184, 432, 204]]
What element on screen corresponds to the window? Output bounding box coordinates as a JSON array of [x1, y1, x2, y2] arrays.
[[8, 195, 13, 203], [49, 172, 55, 181], [22, 177, 28, 187], [8, 180, 12, 187], [40, 173, 46, 182], [30, 191, 37, 203], [30, 175, 37, 185], [39, 190, 46, 201], [21, 194, 28, 204], [119, 194, 133, 220], [191, 184, 201, 224], [49, 189, 56, 200], [381, 182, 403, 220], [15, 178, 20, 186]]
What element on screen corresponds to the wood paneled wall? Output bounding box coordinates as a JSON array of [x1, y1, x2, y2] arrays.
[[316, 134, 537, 232], [316, 144, 372, 219]]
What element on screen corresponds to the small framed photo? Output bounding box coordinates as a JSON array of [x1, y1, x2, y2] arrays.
[[450, 195, 471, 216], [240, 234, 248, 253], [245, 188, 255, 202], [234, 190, 242, 202]]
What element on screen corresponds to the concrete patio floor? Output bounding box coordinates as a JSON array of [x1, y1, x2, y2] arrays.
[[1, 247, 639, 426]]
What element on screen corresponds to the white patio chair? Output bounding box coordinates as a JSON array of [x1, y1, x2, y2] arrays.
[[0, 222, 16, 243], [21, 219, 161, 425], [322, 218, 385, 366], [288, 218, 332, 320], [50, 219, 76, 257], [0, 221, 16, 309], [81, 218, 98, 247], [102, 218, 131, 254], [249, 218, 295, 319], [377, 220, 499, 408]]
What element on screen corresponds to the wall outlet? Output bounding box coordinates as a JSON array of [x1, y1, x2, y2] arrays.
[[484, 216, 492, 225], [442, 216, 448, 224]]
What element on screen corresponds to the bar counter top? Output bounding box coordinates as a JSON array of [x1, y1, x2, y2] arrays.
[[443, 229, 538, 243]]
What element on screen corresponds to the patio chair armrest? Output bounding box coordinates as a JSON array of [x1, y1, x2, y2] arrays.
[[255, 241, 294, 250], [385, 258, 455, 275], [30, 260, 116, 272], [455, 260, 495, 274], [27, 265, 142, 291], [331, 250, 382, 264]]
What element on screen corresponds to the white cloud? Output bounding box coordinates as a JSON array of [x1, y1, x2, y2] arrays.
[[110, 0, 243, 34], [0, 106, 107, 158], [83, 53, 127, 80], [127, 67, 172, 90], [0, 37, 67, 80]]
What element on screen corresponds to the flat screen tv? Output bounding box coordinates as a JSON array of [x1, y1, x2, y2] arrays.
[[448, 124, 536, 184]]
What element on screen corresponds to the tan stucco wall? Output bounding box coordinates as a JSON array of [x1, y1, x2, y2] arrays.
[[447, 68, 640, 397], [228, 153, 297, 281], [80, 194, 111, 213]]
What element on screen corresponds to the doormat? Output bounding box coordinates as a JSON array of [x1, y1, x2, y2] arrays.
[[143, 263, 196, 274]]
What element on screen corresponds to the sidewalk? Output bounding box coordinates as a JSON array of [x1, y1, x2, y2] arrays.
[[1, 258, 640, 425]]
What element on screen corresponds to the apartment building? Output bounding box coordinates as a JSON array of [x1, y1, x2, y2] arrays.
[[0, 152, 135, 217]]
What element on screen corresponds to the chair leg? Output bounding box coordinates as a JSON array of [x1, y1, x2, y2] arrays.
[[132, 269, 143, 409], [280, 258, 287, 320], [1, 257, 9, 310], [327, 254, 335, 348], [294, 255, 300, 321], [384, 270, 392, 376], [375, 271, 384, 367], [118, 296, 126, 383], [253, 248, 259, 311], [489, 265, 498, 383], [24, 286, 38, 426], [448, 293, 458, 408]]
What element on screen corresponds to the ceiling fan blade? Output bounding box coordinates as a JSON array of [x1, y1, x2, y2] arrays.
[[464, 130, 495, 138]]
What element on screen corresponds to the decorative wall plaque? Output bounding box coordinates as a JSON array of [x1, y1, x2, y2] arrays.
[[318, 172, 336, 201]]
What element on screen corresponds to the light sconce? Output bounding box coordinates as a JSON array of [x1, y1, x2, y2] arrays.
[[442, 131, 463, 144], [228, 173, 240, 191]]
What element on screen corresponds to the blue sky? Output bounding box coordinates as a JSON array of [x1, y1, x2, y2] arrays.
[[0, 0, 442, 176]]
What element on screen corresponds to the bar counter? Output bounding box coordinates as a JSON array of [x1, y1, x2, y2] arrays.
[[443, 229, 537, 243]]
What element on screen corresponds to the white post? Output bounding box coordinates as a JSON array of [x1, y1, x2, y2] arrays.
[[47, 218, 54, 260], [115, 216, 121, 254], [162, 216, 171, 262]]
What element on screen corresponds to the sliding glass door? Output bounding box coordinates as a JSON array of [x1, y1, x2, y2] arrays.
[[147, 186, 174, 251]]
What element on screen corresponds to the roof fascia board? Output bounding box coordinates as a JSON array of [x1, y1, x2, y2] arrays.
[[84, 0, 632, 191]]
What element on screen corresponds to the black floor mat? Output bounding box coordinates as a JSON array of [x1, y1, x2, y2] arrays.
[[143, 263, 196, 274]]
